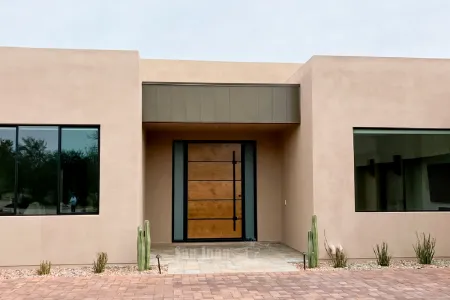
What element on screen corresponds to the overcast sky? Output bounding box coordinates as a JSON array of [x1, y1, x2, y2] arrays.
[[0, 0, 449, 63]]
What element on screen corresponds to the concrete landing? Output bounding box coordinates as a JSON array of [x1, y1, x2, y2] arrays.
[[151, 242, 304, 274]]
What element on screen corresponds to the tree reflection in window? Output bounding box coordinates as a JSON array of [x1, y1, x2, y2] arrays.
[[0, 125, 100, 216], [17, 127, 58, 215], [61, 128, 99, 214], [0, 128, 16, 215]]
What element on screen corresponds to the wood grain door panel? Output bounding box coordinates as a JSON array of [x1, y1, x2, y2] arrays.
[[188, 181, 241, 200], [188, 162, 241, 181], [188, 220, 242, 239], [186, 143, 243, 240], [188, 200, 242, 219], [188, 143, 241, 161]]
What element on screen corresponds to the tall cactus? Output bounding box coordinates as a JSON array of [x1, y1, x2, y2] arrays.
[[137, 226, 145, 271], [307, 230, 314, 268], [312, 215, 318, 267], [307, 215, 319, 268], [137, 220, 152, 271], [144, 220, 151, 270]]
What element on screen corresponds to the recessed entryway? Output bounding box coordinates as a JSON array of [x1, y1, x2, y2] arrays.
[[172, 141, 257, 242]]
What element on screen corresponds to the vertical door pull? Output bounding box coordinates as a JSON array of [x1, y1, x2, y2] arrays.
[[232, 151, 237, 231]]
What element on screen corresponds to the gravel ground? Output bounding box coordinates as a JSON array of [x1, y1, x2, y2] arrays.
[[293, 259, 450, 271], [0, 264, 168, 280]]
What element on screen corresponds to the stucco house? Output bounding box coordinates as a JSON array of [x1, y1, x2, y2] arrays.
[[0, 46, 449, 266]]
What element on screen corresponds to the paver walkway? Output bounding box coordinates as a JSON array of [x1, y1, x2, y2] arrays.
[[2, 268, 450, 299], [152, 242, 304, 274]]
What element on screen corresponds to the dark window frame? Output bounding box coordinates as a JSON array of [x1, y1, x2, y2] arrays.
[[0, 124, 100, 217]]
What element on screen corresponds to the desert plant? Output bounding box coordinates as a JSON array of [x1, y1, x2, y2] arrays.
[[144, 220, 151, 270], [307, 215, 319, 268], [137, 220, 151, 271], [373, 242, 391, 266], [413, 232, 436, 264], [324, 231, 347, 268], [93, 252, 108, 273], [37, 260, 51, 275], [137, 226, 145, 271]]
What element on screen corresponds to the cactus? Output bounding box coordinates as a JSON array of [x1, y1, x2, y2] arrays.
[[307, 215, 319, 268], [137, 220, 152, 271], [137, 226, 145, 271], [144, 220, 151, 270], [307, 231, 314, 268], [312, 215, 318, 267]]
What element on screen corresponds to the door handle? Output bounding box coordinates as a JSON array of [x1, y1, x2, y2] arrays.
[[232, 151, 237, 231]]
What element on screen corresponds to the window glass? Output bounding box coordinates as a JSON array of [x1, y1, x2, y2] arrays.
[[354, 130, 450, 212], [0, 125, 99, 216], [60, 128, 99, 214], [17, 126, 58, 215], [0, 128, 16, 215]]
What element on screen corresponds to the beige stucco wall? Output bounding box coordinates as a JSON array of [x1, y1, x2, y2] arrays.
[[310, 56, 450, 259], [144, 125, 285, 243], [281, 62, 314, 252], [0, 47, 143, 266], [140, 59, 302, 84]]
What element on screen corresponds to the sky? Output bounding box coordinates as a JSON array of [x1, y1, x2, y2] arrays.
[[0, 0, 449, 63]]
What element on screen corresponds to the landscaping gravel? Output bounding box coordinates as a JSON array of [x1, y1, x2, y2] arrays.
[[0, 265, 168, 280], [293, 259, 450, 271]]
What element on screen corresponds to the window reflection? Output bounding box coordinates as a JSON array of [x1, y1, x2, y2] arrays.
[[0, 128, 16, 215], [61, 128, 99, 214], [0, 125, 99, 216], [355, 130, 450, 212], [17, 126, 58, 215]]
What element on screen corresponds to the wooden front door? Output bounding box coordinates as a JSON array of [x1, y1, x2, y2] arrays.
[[186, 143, 243, 240]]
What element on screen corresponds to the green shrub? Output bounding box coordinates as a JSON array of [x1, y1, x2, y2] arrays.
[[413, 232, 435, 264], [324, 232, 348, 268], [373, 242, 391, 266], [93, 252, 108, 273], [37, 260, 51, 275]]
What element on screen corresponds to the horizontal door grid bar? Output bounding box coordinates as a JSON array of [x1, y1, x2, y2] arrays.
[[188, 218, 242, 220], [187, 180, 241, 182], [188, 199, 239, 201], [143, 82, 300, 87], [188, 160, 241, 163], [354, 129, 450, 135]]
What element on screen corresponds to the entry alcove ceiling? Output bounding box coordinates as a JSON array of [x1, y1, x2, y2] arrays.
[[142, 83, 300, 123]]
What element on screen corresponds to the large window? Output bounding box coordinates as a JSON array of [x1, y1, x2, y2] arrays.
[[0, 125, 99, 216], [354, 129, 450, 212]]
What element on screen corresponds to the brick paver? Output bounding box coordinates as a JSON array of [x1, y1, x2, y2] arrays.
[[1, 268, 450, 299]]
